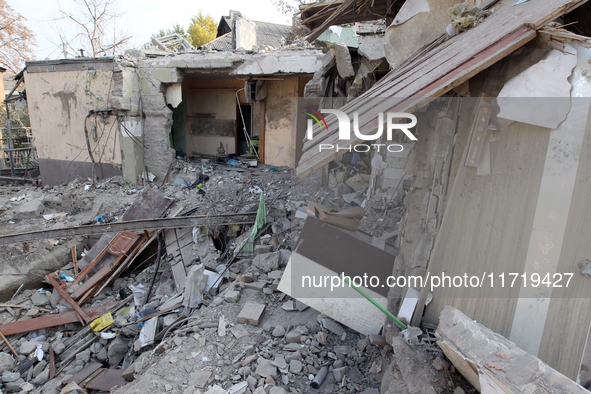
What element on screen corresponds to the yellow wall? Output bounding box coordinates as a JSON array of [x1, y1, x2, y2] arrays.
[[183, 77, 245, 156], [25, 69, 121, 166], [264, 76, 298, 167]]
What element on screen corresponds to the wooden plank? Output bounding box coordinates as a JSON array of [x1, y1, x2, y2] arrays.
[[70, 265, 112, 302], [78, 187, 172, 269], [69, 362, 103, 386], [71, 232, 140, 287], [84, 368, 127, 391], [297, 27, 535, 177], [136, 303, 182, 323], [296, 0, 587, 176], [0, 302, 118, 336], [46, 273, 91, 323], [423, 121, 549, 333]]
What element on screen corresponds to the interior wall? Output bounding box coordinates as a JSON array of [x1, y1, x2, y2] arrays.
[[182, 77, 246, 157], [265, 76, 299, 167]]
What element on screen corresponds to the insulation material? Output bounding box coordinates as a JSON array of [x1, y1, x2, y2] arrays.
[[497, 47, 577, 128], [165, 84, 182, 108], [448, 2, 492, 34]]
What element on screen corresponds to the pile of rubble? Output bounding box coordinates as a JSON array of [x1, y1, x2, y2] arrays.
[[0, 157, 475, 394]]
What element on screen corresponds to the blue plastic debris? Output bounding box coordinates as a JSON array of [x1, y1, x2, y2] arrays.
[[227, 159, 241, 167], [173, 176, 186, 186], [94, 214, 107, 223]]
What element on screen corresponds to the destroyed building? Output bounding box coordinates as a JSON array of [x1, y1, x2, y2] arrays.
[[23, 11, 323, 185], [1, 0, 591, 394]]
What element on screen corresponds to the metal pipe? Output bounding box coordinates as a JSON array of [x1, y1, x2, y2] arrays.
[[0, 212, 257, 245], [311, 366, 328, 389], [341, 274, 408, 330]]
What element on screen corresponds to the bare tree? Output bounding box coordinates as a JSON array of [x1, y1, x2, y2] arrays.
[[0, 0, 36, 72], [57, 0, 131, 57]]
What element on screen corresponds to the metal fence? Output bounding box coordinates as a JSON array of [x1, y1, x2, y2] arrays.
[[0, 127, 38, 177]]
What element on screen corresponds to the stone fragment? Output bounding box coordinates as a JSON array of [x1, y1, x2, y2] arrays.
[[333, 366, 349, 381], [271, 356, 287, 370], [189, 370, 212, 389], [285, 330, 301, 344], [224, 290, 241, 303], [289, 359, 303, 374], [0, 353, 14, 373], [31, 292, 50, 306], [18, 199, 44, 217], [255, 358, 277, 379], [252, 251, 281, 272], [2, 371, 20, 382], [32, 368, 49, 385], [107, 337, 128, 366], [272, 325, 285, 338]]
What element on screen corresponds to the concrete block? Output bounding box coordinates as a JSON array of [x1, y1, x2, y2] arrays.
[[237, 302, 265, 325], [189, 370, 213, 388], [224, 290, 241, 303], [254, 244, 273, 254], [252, 251, 281, 272], [18, 199, 44, 217], [243, 281, 266, 292], [437, 306, 586, 393], [334, 42, 355, 78], [358, 35, 386, 61], [19, 341, 48, 355], [368, 334, 389, 346]]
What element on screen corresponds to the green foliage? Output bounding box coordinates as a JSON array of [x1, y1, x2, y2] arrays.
[[147, 11, 217, 49], [187, 11, 217, 48]]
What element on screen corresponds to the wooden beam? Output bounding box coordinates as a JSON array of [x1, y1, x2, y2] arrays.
[[0, 302, 118, 336], [46, 273, 92, 324]]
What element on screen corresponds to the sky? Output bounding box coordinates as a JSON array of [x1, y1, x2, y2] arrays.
[[12, 0, 294, 61]]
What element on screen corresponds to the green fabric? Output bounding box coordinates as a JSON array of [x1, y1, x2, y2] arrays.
[[235, 193, 266, 257]]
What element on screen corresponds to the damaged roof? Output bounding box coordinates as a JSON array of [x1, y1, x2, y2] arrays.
[[296, 0, 588, 177], [201, 16, 292, 51]]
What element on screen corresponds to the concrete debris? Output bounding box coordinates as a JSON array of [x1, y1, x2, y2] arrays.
[[437, 307, 589, 393], [333, 42, 355, 78]]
